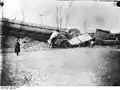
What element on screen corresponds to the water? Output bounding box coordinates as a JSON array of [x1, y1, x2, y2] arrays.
[[1, 47, 120, 86]]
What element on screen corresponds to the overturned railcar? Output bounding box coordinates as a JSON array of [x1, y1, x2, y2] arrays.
[[51, 33, 93, 48]]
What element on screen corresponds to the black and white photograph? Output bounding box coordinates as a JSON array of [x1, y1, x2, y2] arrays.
[[0, 0, 120, 89]]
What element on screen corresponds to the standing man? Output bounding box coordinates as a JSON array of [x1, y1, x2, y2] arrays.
[[15, 37, 20, 56]]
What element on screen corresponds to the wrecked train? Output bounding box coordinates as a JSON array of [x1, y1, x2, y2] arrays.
[[49, 28, 120, 48]]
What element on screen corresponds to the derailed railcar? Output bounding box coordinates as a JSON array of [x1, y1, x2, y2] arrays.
[[95, 29, 120, 45], [68, 33, 93, 47], [51, 32, 93, 48], [50, 31, 71, 48]]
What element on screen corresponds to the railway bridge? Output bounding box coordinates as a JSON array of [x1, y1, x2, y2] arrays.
[[0, 18, 67, 42]]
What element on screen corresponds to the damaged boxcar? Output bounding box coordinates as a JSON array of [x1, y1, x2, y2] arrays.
[[95, 29, 119, 45]]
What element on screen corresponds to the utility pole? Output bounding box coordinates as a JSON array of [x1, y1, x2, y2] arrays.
[[20, 0, 25, 22], [40, 13, 44, 25], [83, 20, 88, 33], [56, 6, 61, 29], [59, 6, 62, 29], [56, 6, 59, 29], [56, 5, 63, 29], [21, 7, 25, 22], [66, 1, 72, 28]]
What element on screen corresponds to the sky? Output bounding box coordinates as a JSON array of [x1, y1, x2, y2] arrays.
[[1, 0, 120, 33]]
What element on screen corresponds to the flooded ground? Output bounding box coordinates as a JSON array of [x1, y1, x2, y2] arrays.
[[0, 47, 120, 86], [0, 35, 120, 86]]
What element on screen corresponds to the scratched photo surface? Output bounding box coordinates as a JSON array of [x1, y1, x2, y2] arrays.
[[0, 0, 120, 87]]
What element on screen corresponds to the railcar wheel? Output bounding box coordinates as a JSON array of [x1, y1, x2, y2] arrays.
[[61, 40, 69, 48]]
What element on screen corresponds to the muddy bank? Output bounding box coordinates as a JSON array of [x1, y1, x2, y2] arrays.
[[0, 35, 49, 53]]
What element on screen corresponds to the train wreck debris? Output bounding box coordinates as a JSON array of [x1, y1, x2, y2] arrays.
[[48, 30, 71, 48], [1, 18, 120, 49], [49, 28, 120, 48], [68, 33, 93, 47], [48, 29, 93, 48], [95, 29, 119, 45]]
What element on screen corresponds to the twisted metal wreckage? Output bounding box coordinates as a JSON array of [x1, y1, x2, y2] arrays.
[[0, 18, 119, 48]]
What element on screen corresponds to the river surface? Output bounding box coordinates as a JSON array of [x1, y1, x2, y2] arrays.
[[0, 47, 120, 86]]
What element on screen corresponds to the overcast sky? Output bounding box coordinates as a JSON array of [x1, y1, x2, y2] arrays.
[[1, 0, 120, 33]]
